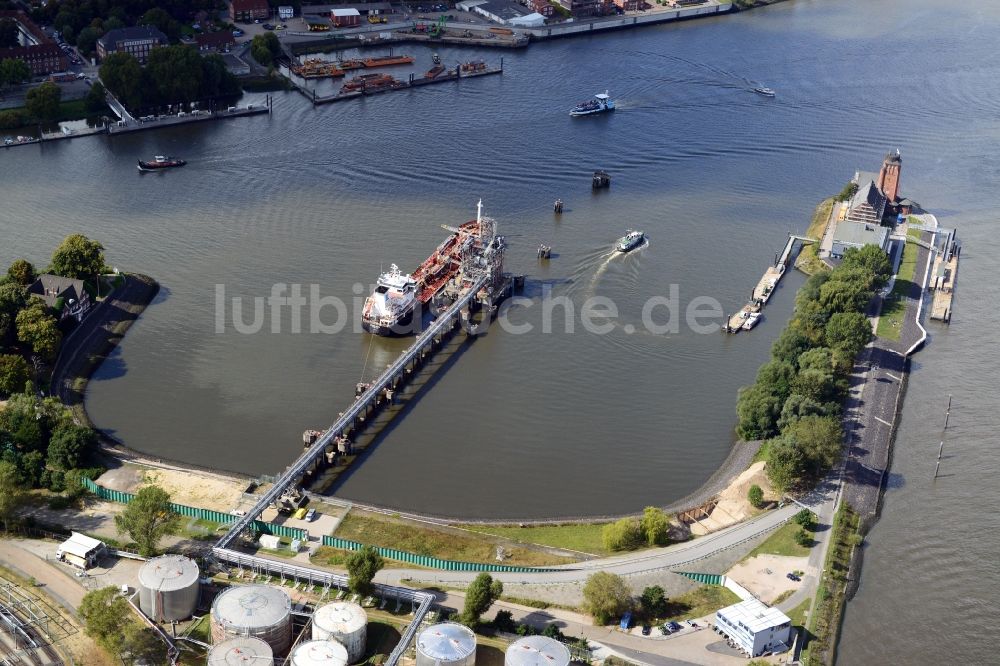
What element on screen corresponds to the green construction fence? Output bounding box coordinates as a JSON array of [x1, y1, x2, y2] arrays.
[[320, 535, 559, 573]]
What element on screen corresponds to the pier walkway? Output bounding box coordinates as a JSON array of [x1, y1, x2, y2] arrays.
[[216, 273, 489, 551], [725, 234, 817, 333]]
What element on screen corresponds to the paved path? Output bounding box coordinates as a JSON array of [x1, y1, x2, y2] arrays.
[[0, 540, 85, 617]]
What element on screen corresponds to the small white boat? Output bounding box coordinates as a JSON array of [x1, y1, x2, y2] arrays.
[[616, 230, 645, 253], [753, 86, 776, 97], [570, 91, 615, 117], [743, 312, 762, 330]]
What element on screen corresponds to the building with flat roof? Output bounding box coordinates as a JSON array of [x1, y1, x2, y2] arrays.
[[831, 222, 890, 259], [0, 10, 68, 75], [97, 26, 168, 64], [56, 532, 107, 569], [715, 599, 792, 658]]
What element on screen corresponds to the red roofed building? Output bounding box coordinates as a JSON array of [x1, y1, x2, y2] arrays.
[[0, 10, 68, 76], [230, 0, 270, 22], [195, 31, 236, 52]]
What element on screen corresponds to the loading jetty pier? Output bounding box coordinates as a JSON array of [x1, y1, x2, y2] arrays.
[[213, 200, 517, 579], [724, 234, 817, 333]]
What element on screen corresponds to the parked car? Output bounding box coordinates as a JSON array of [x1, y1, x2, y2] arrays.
[[668, 621, 682, 632], [305, 508, 317, 522], [641, 625, 651, 636], [686, 620, 698, 628], [787, 572, 801, 581], [262, 23, 274, 30]]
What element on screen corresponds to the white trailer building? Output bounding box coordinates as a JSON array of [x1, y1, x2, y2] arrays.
[[715, 599, 792, 658]]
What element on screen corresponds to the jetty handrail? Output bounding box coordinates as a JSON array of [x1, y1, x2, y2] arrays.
[[216, 275, 489, 549]]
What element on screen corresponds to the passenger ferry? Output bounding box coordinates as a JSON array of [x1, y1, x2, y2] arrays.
[[616, 230, 645, 253], [570, 92, 615, 117]]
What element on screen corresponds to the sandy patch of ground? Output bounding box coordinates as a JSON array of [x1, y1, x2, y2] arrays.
[[691, 462, 779, 535], [138, 468, 248, 512], [726, 554, 810, 604]]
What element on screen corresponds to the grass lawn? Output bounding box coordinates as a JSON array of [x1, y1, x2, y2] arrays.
[[0, 98, 108, 130], [796, 198, 834, 275], [656, 585, 741, 623], [333, 512, 577, 567], [362, 621, 402, 664], [746, 522, 813, 558], [458, 522, 610, 557], [786, 596, 811, 628], [876, 237, 919, 340]]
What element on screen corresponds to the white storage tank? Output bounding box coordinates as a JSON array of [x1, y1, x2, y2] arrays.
[[504, 636, 570, 666], [416, 622, 477, 666], [211, 585, 292, 655], [312, 601, 367, 661], [207, 636, 274, 665], [290, 639, 350, 666], [137, 554, 200, 622]]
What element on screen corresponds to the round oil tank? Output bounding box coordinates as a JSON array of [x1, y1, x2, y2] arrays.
[[137, 554, 200, 622], [290, 639, 350, 666], [211, 585, 292, 655], [312, 602, 367, 661], [207, 636, 274, 665], [505, 636, 570, 666], [416, 622, 477, 666]]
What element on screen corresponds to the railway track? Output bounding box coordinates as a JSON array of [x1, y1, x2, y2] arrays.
[[0, 579, 69, 666]]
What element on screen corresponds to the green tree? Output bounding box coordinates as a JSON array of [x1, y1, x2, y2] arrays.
[[639, 585, 667, 617], [0, 282, 27, 342], [736, 383, 782, 440], [114, 485, 178, 556], [50, 233, 105, 280], [47, 424, 97, 471], [639, 506, 670, 546], [75, 26, 103, 55], [122, 623, 167, 665], [7, 259, 34, 285], [786, 415, 842, 477], [818, 274, 872, 314], [0, 460, 25, 528], [755, 360, 797, 403], [80, 587, 130, 655], [770, 328, 812, 366], [461, 572, 503, 626], [840, 244, 893, 287], [765, 436, 806, 492], [834, 181, 859, 202], [777, 393, 835, 430], [15, 298, 61, 361], [748, 484, 764, 509], [250, 34, 274, 66], [345, 545, 384, 596], [602, 517, 642, 552], [25, 82, 62, 123], [582, 571, 632, 625], [0, 354, 30, 397], [19, 451, 45, 489], [0, 19, 17, 49], [85, 80, 107, 113], [796, 347, 834, 374], [141, 8, 180, 42], [825, 311, 872, 358], [0, 59, 31, 87], [790, 368, 836, 404], [493, 609, 515, 632], [99, 52, 144, 110], [794, 528, 812, 548], [145, 45, 204, 105], [793, 509, 817, 530]]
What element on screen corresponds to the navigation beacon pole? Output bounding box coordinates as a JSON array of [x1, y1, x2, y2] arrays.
[[934, 393, 952, 480]]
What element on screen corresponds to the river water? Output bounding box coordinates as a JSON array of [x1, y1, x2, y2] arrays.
[[2, 0, 999, 659]]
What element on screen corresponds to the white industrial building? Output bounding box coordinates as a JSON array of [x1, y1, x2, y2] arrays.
[[56, 532, 107, 569], [457, 0, 544, 26], [714, 598, 792, 658]]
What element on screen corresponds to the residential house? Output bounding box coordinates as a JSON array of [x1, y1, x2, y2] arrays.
[[28, 274, 92, 322], [195, 31, 236, 52], [530, 0, 556, 17], [96, 26, 168, 64]]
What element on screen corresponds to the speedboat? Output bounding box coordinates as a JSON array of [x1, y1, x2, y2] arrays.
[[362, 264, 418, 336], [616, 230, 645, 253], [753, 86, 776, 97], [137, 155, 186, 171], [570, 91, 615, 117]]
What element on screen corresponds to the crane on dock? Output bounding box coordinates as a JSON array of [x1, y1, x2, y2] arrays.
[[429, 15, 447, 38]]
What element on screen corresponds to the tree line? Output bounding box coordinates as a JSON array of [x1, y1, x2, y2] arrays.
[[99, 45, 240, 112], [735, 244, 893, 491]]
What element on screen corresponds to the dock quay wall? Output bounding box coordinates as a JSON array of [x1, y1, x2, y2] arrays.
[[524, 2, 732, 40]]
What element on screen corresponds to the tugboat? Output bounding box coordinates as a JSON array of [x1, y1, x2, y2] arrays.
[[137, 155, 186, 172], [570, 91, 615, 117], [362, 264, 418, 336], [616, 230, 645, 253], [752, 86, 776, 97]]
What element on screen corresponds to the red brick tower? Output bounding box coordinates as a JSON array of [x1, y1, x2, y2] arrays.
[[877, 149, 902, 203]]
